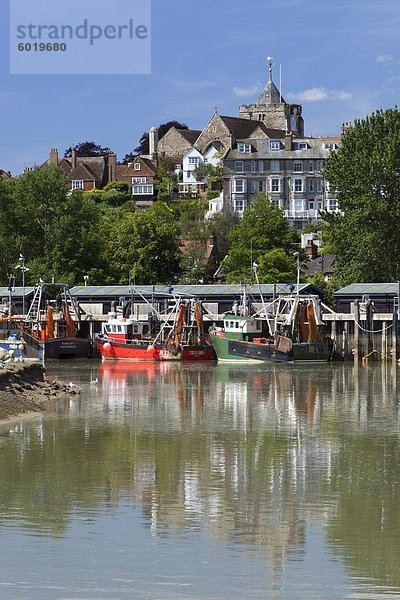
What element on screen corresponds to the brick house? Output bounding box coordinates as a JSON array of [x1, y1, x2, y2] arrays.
[[42, 148, 117, 191], [116, 156, 157, 208]]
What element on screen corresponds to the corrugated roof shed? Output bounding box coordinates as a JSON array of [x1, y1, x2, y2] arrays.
[[335, 283, 400, 295], [0, 287, 35, 297], [70, 283, 316, 298]]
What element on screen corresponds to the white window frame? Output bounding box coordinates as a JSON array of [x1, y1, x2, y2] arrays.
[[133, 184, 154, 195], [293, 161, 303, 173], [132, 177, 147, 184], [316, 178, 323, 193], [323, 142, 337, 150], [270, 141, 281, 150], [309, 161, 314, 173], [72, 180, 84, 190], [327, 198, 338, 212], [294, 142, 308, 150], [134, 163, 141, 171], [188, 156, 200, 165], [250, 160, 256, 173], [235, 199, 244, 212], [308, 179, 315, 193], [269, 177, 282, 193], [238, 143, 251, 153], [293, 178, 304, 192], [294, 198, 304, 212], [234, 179, 246, 193], [235, 161, 244, 174]]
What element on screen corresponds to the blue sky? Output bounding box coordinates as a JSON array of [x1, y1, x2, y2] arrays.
[[1, 0, 400, 173]]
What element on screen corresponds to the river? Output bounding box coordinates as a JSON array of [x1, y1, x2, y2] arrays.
[[0, 360, 399, 599]]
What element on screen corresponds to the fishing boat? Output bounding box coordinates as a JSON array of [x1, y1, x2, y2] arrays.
[[21, 283, 92, 360], [209, 286, 331, 363], [97, 296, 215, 362], [96, 311, 159, 361]]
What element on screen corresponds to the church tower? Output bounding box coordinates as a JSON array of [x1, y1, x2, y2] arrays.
[[239, 57, 304, 136]]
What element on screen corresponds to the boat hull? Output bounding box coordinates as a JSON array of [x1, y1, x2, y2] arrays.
[[22, 332, 92, 360], [210, 333, 330, 363], [158, 344, 215, 361], [98, 340, 159, 361], [98, 339, 215, 362]]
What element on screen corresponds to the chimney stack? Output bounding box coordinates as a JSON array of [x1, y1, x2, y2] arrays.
[[49, 148, 58, 165], [71, 147, 77, 169], [149, 126, 158, 158], [284, 131, 292, 151], [108, 152, 117, 182], [305, 239, 318, 260], [341, 121, 351, 136]]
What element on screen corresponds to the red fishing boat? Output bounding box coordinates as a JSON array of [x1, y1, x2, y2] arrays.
[[97, 298, 215, 362]]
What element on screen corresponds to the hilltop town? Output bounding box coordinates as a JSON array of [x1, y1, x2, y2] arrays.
[[0, 59, 398, 294]]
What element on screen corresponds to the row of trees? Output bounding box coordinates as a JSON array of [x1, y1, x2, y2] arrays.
[[0, 166, 305, 288], [3, 107, 398, 293]]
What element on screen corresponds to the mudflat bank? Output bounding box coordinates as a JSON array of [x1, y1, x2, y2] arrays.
[[0, 362, 68, 422]]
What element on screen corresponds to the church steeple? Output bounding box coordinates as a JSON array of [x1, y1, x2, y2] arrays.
[[257, 56, 284, 105], [238, 57, 304, 136]]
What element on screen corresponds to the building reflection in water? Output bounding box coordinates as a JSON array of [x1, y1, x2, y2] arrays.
[[1, 361, 400, 591]]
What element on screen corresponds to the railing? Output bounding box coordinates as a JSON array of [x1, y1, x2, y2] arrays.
[[284, 210, 319, 219]]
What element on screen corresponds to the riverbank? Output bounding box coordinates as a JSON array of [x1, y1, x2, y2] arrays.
[[0, 362, 67, 423]]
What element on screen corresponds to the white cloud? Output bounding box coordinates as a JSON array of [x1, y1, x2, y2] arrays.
[[376, 53, 395, 64], [287, 87, 352, 102], [233, 84, 259, 98]]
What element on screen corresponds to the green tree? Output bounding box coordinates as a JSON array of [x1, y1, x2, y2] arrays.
[[0, 166, 109, 286], [322, 108, 400, 285], [257, 248, 297, 284], [173, 200, 210, 283], [305, 272, 336, 308], [105, 202, 181, 284], [64, 141, 112, 157], [208, 210, 238, 260], [194, 162, 222, 186], [85, 181, 132, 208], [154, 156, 179, 201], [223, 193, 298, 282]]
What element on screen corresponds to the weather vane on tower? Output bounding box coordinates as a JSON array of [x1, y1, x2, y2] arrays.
[[266, 55, 273, 81]]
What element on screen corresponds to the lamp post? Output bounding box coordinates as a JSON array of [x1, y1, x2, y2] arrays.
[[293, 252, 300, 296], [15, 254, 29, 315], [83, 275, 89, 287]]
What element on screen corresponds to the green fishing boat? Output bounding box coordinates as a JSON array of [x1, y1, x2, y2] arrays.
[[209, 289, 331, 364]]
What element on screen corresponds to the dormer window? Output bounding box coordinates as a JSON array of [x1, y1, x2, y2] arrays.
[[323, 142, 337, 150], [134, 162, 141, 170], [293, 141, 308, 150], [270, 141, 281, 150], [237, 143, 252, 153]]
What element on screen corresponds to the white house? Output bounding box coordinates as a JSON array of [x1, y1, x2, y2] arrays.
[[205, 192, 224, 219], [179, 145, 221, 195]]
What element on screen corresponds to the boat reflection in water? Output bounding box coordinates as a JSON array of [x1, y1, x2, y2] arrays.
[[2, 361, 400, 599]]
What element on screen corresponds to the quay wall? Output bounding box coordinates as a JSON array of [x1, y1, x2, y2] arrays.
[[323, 300, 398, 363]]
